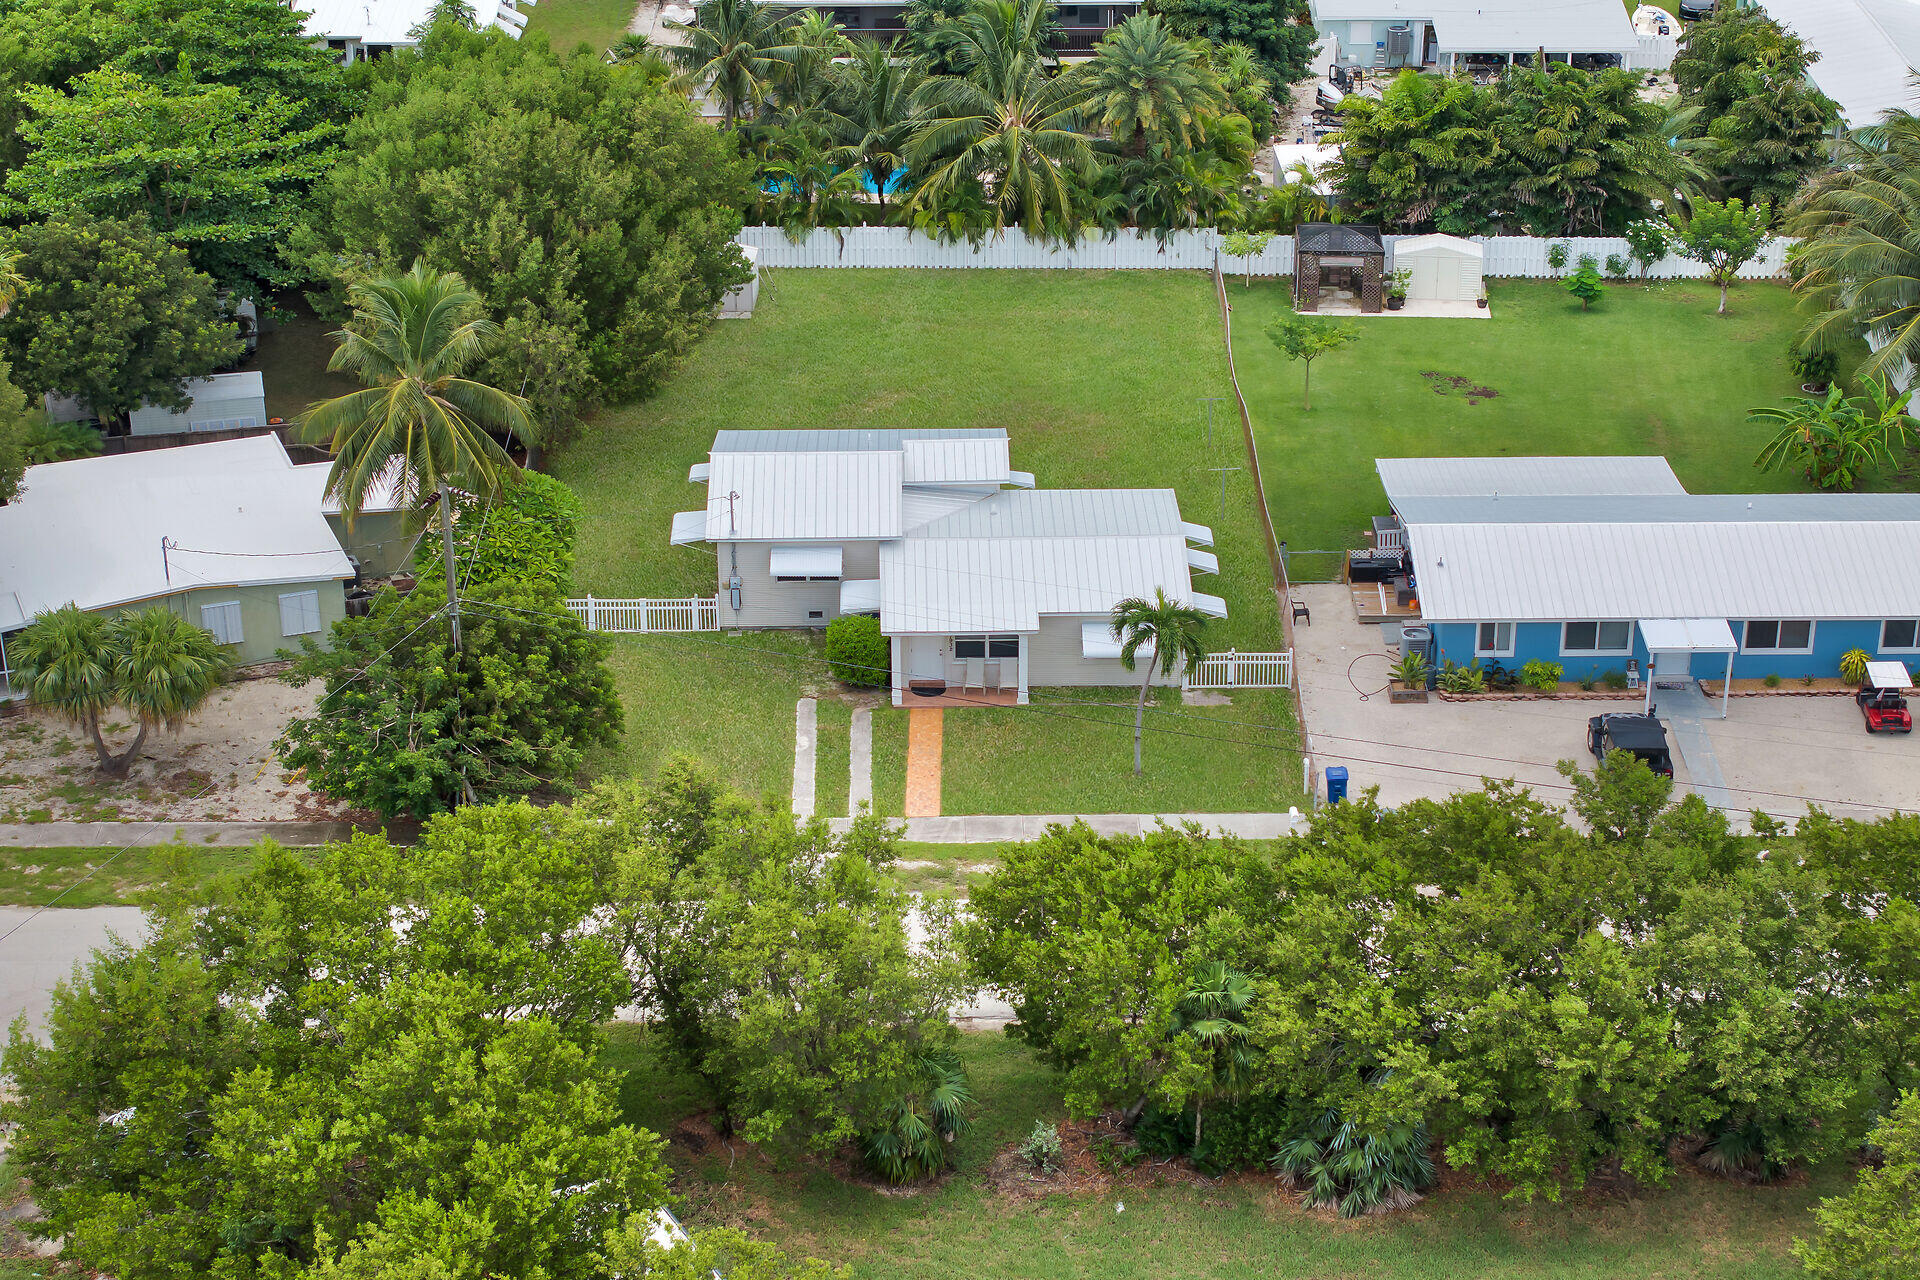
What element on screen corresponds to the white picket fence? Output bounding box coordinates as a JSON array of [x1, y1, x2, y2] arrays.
[[567, 596, 719, 633], [1628, 32, 1678, 72], [1183, 649, 1294, 691], [739, 226, 1795, 281]]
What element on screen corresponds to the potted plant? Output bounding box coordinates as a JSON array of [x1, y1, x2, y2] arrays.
[[1389, 650, 1428, 702], [1475, 288, 1488, 310], [1788, 344, 1840, 394], [1386, 268, 1411, 310]]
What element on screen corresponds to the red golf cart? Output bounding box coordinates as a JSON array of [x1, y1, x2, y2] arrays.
[[1858, 661, 1914, 734]]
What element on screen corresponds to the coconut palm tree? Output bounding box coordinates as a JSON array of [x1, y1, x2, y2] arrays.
[[13, 604, 229, 774], [1788, 94, 1920, 385], [824, 41, 925, 212], [300, 261, 529, 650], [766, 9, 848, 124], [0, 249, 22, 315], [1109, 588, 1211, 776], [907, 0, 1096, 236], [667, 0, 797, 127], [1080, 14, 1223, 156]]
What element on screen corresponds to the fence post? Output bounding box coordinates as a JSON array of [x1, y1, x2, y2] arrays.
[[586, 594, 596, 632]]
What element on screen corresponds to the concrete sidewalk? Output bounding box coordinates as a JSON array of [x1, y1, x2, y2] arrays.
[[829, 811, 1308, 842], [0, 819, 396, 848], [0, 906, 149, 1038]]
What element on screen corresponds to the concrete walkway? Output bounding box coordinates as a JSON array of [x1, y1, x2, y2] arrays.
[[0, 906, 148, 1039], [791, 697, 817, 820], [1661, 684, 1736, 813], [0, 819, 389, 848], [904, 708, 943, 818], [830, 811, 1308, 842], [848, 707, 873, 816]]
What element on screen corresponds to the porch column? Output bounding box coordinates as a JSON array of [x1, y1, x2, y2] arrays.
[[1721, 653, 1732, 720], [1017, 636, 1030, 705], [891, 634, 904, 707]]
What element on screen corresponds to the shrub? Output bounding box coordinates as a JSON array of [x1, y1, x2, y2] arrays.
[[1626, 219, 1670, 276], [1437, 660, 1485, 694], [825, 614, 889, 687], [1839, 648, 1871, 684], [1604, 252, 1630, 278], [1578, 673, 1598, 692], [1763, 672, 1783, 689], [1521, 660, 1564, 692], [21, 417, 102, 464], [860, 1051, 972, 1184], [413, 471, 584, 595], [1018, 1120, 1064, 1173], [1547, 241, 1570, 271], [1789, 344, 1840, 389], [1391, 650, 1428, 688], [1273, 1106, 1436, 1217], [1602, 668, 1629, 690]]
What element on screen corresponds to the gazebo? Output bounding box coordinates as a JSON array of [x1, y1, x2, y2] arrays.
[[1293, 223, 1386, 314]]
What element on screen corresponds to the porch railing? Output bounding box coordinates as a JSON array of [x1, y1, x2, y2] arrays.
[[566, 596, 719, 634], [1184, 650, 1293, 691]]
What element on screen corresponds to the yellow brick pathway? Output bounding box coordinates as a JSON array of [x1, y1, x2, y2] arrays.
[[903, 708, 943, 818]]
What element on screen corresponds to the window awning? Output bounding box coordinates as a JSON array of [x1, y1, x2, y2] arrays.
[[769, 544, 843, 577], [840, 579, 881, 615], [670, 510, 708, 545], [1182, 521, 1214, 547], [687, 462, 710, 483], [1638, 617, 1737, 653], [1187, 548, 1219, 575], [1082, 621, 1151, 660], [1191, 592, 1229, 619], [1007, 470, 1036, 489]]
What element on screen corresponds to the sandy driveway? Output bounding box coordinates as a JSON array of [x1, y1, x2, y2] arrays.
[[0, 676, 358, 823]]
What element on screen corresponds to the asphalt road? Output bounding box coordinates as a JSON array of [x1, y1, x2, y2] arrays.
[[0, 907, 147, 1041]]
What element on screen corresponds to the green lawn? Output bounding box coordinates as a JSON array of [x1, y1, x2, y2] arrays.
[[0, 844, 273, 908], [1230, 279, 1893, 568], [523, 0, 635, 57], [601, 1026, 1842, 1280], [814, 698, 852, 819], [553, 270, 1301, 812]]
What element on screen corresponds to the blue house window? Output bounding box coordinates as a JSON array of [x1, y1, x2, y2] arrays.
[[1562, 621, 1631, 655], [1475, 622, 1514, 657], [1743, 620, 1813, 653], [1883, 620, 1920, 653]]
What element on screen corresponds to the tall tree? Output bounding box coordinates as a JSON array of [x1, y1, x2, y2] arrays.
[[11, 604, 229, 774], [1328, 71, 1498, 231], [823, 41, 925, 212], [667, 0, 798, 125], [1795, 1092, 1920, 1280], [300, 261, 528, 651], [1672, 5, 1838, 207], [1109, 588, 1212, 775], [0, 217, 240, 423], [1788, 103, 1920, 384], [5, 66, 335, 296], [1146, 0, 1316, 86], [1080, 14, 1224, 155], [295, 31, 752, 438], [1670, 196, 1770, 314], [908, 0, 1096, 236]]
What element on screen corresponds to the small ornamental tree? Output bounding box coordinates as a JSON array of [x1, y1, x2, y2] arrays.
[[825, 613, 889, 687], [1670, 198, 1771, 315], [1565, 254, 1605, 310], [1220, 229, 1272, 288], [1264, 314, 1359, 411]]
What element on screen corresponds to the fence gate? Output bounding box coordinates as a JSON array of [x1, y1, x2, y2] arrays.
[[1183, 650, 1294, 690], [567, 596, 719, 633]]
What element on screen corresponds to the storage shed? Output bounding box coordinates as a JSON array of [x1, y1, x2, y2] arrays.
[[719, 244, 759, 319], [1392, 234, 1483, 304], [127, 372, 267, 436]]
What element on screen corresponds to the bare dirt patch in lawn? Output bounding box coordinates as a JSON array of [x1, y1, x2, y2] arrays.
[[0, 675, 359, 822]]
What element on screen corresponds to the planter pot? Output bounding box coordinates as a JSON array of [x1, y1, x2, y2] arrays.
[[1386, 297, 1406, 311], [1476, 297, 1488, 309], [1801, 382, 1830, 394], [1389, 686, 1428, 704]]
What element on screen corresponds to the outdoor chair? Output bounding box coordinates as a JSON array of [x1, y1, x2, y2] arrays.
[[965, 657, 986, 691], [1291, 598, 1311, 626], [997, 661, 1020, 693]]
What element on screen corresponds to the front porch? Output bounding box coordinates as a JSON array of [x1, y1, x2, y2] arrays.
[[891, 633, 1028, 708], [898, 686, 1022, 709]]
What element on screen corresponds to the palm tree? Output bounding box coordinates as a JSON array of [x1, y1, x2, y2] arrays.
[[907, 0, 1096, 236], [1788, 94, 1920, 385], [1109, 588, 1211, 776], [300, 262, 529, 650], [1170, 962, 1256, 1151], [0, 249, 22, 316], [824, 41, 925, 212], [667, 0, 797, 127], [766, 9, 848, 124], [13, 604, 229, 775], [1079, 14, 1223, 156]]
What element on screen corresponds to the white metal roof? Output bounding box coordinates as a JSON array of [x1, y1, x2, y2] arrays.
[[880, 532, 1200, 634], [0, 435, 352, 631], [296, 461, 408, 517], [910, 488, 1187, 540], [295, 0, 527, 44], [1640, 617, 1738, 653], [1377, 455, 1685, 501], [1187, 548, 1220, 574], [1759, 0, 1920, 127], [1393, 234, 1483, 260], [1866, 659, 1915, 690], [701, 451, 904, 541], [1309, 0, 1636, 52], [840, 579, 882, 614], [669, 510, 706, 545], [901, 437, 1011, 485]]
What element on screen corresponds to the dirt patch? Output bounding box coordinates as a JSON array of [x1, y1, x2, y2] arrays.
[[1420, 371, 1500, 404], [0, 676, 362, 823], [982, 1114, 1272, 1202]]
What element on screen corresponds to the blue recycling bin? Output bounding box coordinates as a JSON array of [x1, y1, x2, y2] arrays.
[[1325, 765, 1349, 805]]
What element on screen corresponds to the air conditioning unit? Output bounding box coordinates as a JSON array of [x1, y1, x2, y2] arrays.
[[1385, 22, 1412, 64]]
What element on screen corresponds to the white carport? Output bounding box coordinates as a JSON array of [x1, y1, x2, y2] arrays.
[[1639, 617, 1738, 719], [1393, 235, 1484, 304]]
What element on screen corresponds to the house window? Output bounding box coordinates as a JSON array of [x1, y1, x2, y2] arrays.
[[1475, 622, 1514, 657], [954, 635, 1019, 658], [1562, 620, 1631, 655], [201, 600, 244, 646], [1743, 620, 1814, 653], [278, 590, 322, 637], [1882, 620, 1920, 652]]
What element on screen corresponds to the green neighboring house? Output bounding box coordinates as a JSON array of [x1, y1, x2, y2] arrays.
[[0, 434, 407, 693]]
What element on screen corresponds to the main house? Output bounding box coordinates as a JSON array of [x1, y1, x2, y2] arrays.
[[1308, 0, 1639, 74], [294, 0, 533, 62], [1374, 456, 1920, 702], [756, 0, 1136, 54], [670, 429, 1224, 705], [0, 435, 404, 695]]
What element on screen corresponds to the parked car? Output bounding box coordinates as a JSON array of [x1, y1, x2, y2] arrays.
[[1586, 712, 1675, 777], [1676, 0, 1714, 18]]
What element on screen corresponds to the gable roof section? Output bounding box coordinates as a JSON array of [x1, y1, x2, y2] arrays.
[[701, 450, 904, 541], [1759, 0, 1920, 127], [0, 435, 352, 631], [910, 488, 1186, 539], [1377, 455, 1685, 502]]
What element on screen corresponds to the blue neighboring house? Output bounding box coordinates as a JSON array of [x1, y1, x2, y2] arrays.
[[1373, 456, 1920, 704]]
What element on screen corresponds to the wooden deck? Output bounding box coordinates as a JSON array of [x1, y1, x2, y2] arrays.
[[1349, 581, 1421, 624], [900, 687, 1021, 709]]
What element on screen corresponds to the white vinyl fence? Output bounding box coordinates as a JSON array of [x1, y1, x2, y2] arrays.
[[1627, 33, 1678, 71], [1183, 650, 1294, 691], [567, 596, 719, 633], [740, 226, 1795, 281]]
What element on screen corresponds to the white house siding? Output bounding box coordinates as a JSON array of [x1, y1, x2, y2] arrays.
[[716, 540, 881, 628], [1024, 614, 1180, 688]]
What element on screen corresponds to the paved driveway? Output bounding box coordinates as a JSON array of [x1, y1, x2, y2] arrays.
[[1292, 584, 1915, 822], [0, 907, 147, 1041]]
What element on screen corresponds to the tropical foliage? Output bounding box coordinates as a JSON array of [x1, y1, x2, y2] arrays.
[[1671, 6, 1839, 208], [11, 604, 230, 773], [1794, 1091, 1920, 1280], [411, 469, 585, 596], [1110, 588, 1212, 774], [1669, 197, 1771, 315], [1751, 380, 1914, 490]]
